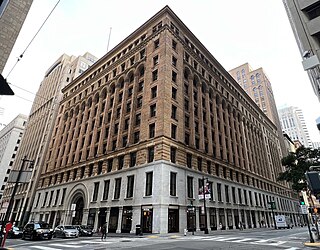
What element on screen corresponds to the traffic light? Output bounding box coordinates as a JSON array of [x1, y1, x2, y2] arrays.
[[299, 196, 305, 205]]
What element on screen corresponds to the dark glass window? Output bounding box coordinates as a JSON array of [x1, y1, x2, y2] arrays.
[[114, 178, 121, 199], [145, 172, 153, 196], [170, 172, 177, 196], [103, 180, 110, 200], [127, 175, 134, 198], [148, 146, 154, 162], [92, 182, 99, 201], [187, 176, 193, 198]]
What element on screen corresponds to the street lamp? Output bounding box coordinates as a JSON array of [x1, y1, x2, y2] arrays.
[[202, 176, 209, 234]]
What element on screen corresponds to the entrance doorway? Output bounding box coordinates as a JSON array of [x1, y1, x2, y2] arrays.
[[168, 208, 179, 233], [109, 207, 119, 233], [71, 197, 84, 225], [142, 208, 152, 233]]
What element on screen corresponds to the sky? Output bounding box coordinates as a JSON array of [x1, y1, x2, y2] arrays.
[[2, 0, 320, 142]]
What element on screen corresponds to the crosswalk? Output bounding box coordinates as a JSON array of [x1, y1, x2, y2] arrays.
[[186, 235, 300, 249]]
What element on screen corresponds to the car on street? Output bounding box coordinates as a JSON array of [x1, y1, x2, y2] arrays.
[[74, 225, 93, 236], [22, 222, 53, 240], [54, 225, 79, 238], [7, 226, 23, 238]]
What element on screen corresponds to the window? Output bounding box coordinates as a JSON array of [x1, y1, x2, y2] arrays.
[[225, 185, 230, 203], [186, 153, 192, 168], [170, 172, 177, 196], [54, 190, 60, 206], [134, 131, 140, 143], [61, 188, 67, 205], [148, 146, 154, 162], [127, 175, 134, 198], [238, 188, 242, 204], [185, 133, 190, 145], [172, 71, 177, 82], [152, 70, 158, 81], [35, 193, 41, 208], [137, 96, 142, 108], [124, 118, 129, 130], [149, 123, 155, 138], [107, 158, 113, 172], [114, 178, 121, 199], [128, 87, 133, 97], [171, 105, 177, 120], [171, 124, 177, 139], [151, 86, 157, 98], [140, 49, 145, 59], [217, 183, 222, 202], [118, 155, 124, 170], [126, 102, 131, 113], [92, 182, 99, 201], [138, 81, 144, 92], [154, 39, 160, 49], [135, 113, 141, 125], [150, 104, 156, 117], [187, 176, 193, 198], [185, 115, 189, 128], [197, 157, 202, 171], [130, 152, 137, 167], [172, 87, 177, 99], [232, 187, 236, 203], [122, 136, 127, 147], [103, 180, 110, 200], [145, 172, 153, 196], [172, 40, 177, 50], [0, 0, 9, 17], [170, 147, 176, 163], [153, 55, 159, 66], [172, 56, 177, 67], [42, 192, 48, 207]]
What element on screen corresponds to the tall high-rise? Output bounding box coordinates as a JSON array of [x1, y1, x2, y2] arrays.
[[27, 6, 298, 234], [283, 0, 320, 101], [0, 53, 97, 224], [229, 63, 286, 155], [0, 0, 33, 73], [278, 106, 313, 148]]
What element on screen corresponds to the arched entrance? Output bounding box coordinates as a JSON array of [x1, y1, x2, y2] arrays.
[[71, 196, 84, 225]]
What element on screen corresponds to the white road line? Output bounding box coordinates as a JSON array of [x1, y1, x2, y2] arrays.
[[31, 246, 62, 250], [231, 238, 253, 242], [285, 248, 300, 250], [216, 237, 241, 241], [268, 241, 287, 246], [49, 243, 81, 248], [201, 236, 226, 240], [250, 239, 269, 244], [80, 240, 112, 244]]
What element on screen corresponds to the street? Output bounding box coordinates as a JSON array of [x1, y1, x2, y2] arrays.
[[3, 227, 318, 250]]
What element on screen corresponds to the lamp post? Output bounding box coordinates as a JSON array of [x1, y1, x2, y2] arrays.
[[202, 176, 209, 234]]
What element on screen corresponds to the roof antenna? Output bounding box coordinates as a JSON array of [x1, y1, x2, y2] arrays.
[[107, 27, 112, 53]]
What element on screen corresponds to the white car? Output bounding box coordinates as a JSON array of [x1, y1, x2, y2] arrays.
[[54, 225, 79, 238]]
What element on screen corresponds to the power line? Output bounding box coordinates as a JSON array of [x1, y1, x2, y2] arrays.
[[6, 0, 61, 79]]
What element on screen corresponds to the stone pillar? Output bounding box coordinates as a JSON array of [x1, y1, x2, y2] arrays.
[[82, 209, 89, 225], [243, 210, 248, 229], [153, 204, 168, 234], [131, 206, 140, 234], [180, 206, 187, 234], [116, 207, 123, 233], [231, 209, 236, 229], [93, 210, 99, 232], [195, 207, 200, 231]]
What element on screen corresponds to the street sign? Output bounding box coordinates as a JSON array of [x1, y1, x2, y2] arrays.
[[301, 205, 308, 214]]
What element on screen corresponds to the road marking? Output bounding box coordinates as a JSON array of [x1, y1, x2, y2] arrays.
[[49, 243, 81, 248], [216, 237, 241, 241], [79, 240, 113, 244], [201, 236, 226, 240], [285, 248, 300, 250], [268, 241, 286, 246], [31, 246, 62, 250], [231, 238, 253, 242]]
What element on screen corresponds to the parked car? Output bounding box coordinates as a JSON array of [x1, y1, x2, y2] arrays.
[[22, 222, 53, 240], [54, 225, 79, 238], [7, 226, 23, 238], [74, 225, 93, 236]]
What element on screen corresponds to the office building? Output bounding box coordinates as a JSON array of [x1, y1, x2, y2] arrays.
[[278, 106, 313, 148], [283, 0, 320, 101], [29, 6, 298, 234], [0, 0, 33, 73], [0, 53, 97, 223]]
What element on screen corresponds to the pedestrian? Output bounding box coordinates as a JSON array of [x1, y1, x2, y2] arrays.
[[218, 222, 223, 230], [101, 222, 107, 240], [239, 221, 244, 230]]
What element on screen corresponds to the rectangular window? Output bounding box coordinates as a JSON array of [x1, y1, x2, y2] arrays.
[[135, 113, 141, 125], [118, 155, 124, 170], [225, 185, 230, 203], [148, 146, 154, 162], [145, 172, 153, 196], [172, 87, 177, 99], [197, 157, 202, 171], [186, 153, 192, 168], [61, 188, 66, 205], [92, 182, 99, 201], [172, 71, 177, 82], [134, 131, 140, 143], [35, 193, 41, 208], [172, 56, 177, 67], [185, 133, 190, 145], [217, 183, 222, 202], [140, 49, 145, 59], [172, 39, 177, 50], [149, 123, 155, 138], [232, 187, 236, 203], [130, 152, 137, 167], [153, 55, 159, 66], [170, 172, 177, 196], [238, 188, 242, 204], [154, 39, 160, 49], [152, 70, 158, 81], [122, 136, 127, 147], [103, 180, 110, 200], [187, 176, 193, 198], [137, 96, 142, 108], [114, 178, 121, 199], [54, 189, 60, 206], [171, 124, 177, 139], [171, 105, 177, 120], [138, 81, 144, 92], [107, 159, 113, 172], [151, 86, 157, 98], [127, 175, 134, 198], [244, 189, 248, 205], [170, 147, 176, 163], [48, 190, 54, 207], [150, 104, 156, 117], [42, 192, 48, 207]]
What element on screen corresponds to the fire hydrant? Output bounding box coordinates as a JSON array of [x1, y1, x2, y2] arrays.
[[184, 228, 188, 236]]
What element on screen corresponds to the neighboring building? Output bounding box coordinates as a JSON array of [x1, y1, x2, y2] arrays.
[[0, 0, 33, 73], [29, 6, 298, 234], [228, 63, 287, 156], [312, 141, 320, 149], [283, 133, 296, 154], [283, 0, 320, 102], [0, 53, 97, 224], [0, 114, 27, 201], [278, 106, 313, 148]]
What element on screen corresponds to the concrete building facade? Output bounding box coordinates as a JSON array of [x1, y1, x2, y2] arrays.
[[278, 106, 313, 148], [283, 0, 320, 101], [0, 53, 97, 224], [29, 6, 299, 234], [0, 114, 27, 200], [0, 0, 33, 73]]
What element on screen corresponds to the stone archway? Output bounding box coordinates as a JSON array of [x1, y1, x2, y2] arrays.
[[71, 196, 84, 225]]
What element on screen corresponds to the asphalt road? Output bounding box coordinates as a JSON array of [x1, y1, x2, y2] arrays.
[[3, 226, 317, 250]]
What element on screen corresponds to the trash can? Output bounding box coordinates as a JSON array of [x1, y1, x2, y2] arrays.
[[135, 225, 141, 236]]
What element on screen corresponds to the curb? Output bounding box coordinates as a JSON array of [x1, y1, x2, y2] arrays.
[[304, 242, 320, 248]]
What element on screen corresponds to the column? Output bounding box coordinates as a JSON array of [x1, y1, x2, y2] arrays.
[[153, 204, 167, 234], [195, 207, 200, 231], [231, 209, 236, 230], [131, 206, 140, 234], [116, 207, 123, 233], [180, 206, 187, 234], [93, 210, 99, 232], [82, 209, 89, 225]]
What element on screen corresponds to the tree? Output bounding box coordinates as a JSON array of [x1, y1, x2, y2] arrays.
[[277, 146, 320, 192]]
